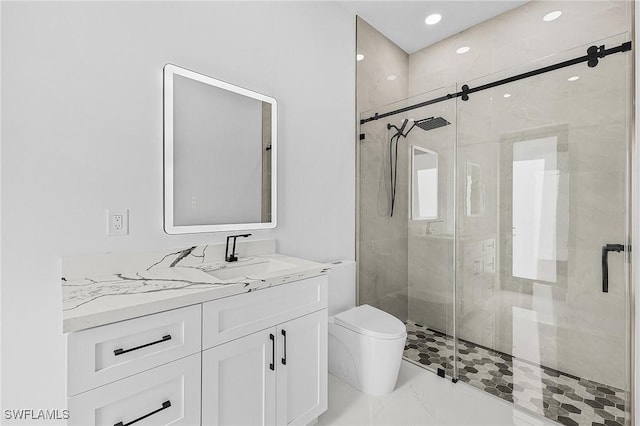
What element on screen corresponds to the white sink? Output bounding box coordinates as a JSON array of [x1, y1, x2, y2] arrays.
[[205, 259, 298, 281]]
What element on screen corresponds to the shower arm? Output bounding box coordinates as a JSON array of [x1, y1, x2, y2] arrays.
[[386, 121, 417, 139]]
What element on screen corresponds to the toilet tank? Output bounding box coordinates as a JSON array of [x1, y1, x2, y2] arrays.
[[326, 260, 356, 317]]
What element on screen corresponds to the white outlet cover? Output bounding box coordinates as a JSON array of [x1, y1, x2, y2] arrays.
[[107, 209, 129, 236]]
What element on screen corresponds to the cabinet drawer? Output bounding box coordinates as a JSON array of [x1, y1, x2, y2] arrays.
[[203, 275, 327, 349], [67, 304, 201, 396], [67, 352, 201, 426]]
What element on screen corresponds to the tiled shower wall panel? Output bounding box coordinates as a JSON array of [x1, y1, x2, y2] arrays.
[[356, 17, 410, 322]]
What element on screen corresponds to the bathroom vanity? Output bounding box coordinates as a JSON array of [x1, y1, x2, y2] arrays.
[[62, 243, 328, 426]]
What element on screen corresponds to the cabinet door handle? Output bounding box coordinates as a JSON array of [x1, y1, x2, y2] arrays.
[[113, 400, 171, 426], [602, 244, 625, 293], [269, 333, 275, 371], [281, 329, 287, 365], [114, 335, 172, 356]]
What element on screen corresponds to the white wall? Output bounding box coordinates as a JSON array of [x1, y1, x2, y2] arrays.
[[0, 1, 355, 420]]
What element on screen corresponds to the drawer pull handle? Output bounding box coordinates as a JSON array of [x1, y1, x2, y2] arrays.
[[281, 329, 287, 365], [114, 400, 171, 426], [113, 334, 172, 356], [269, 333, 275, 371]]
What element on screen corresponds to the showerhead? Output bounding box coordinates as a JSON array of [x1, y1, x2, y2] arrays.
[[414, 116, 450, 132], [386, 116, 449, 140]]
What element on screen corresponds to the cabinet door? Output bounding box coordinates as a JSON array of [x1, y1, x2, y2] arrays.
[[202, 328, 277, 426], [276, 309, 327, 426]]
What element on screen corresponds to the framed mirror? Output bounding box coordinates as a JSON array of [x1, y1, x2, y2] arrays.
[[163, 64, 277, 234], [410, 145, 438, 221]]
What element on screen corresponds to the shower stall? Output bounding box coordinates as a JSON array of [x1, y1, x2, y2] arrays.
[[357, 31, 633, 426]]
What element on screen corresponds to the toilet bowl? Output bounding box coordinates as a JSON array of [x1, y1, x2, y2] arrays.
[[329, 304, 407, 395], [326, 261, 407, 396]]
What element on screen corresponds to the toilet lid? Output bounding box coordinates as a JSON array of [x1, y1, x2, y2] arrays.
[[334, 304, 406, 340]]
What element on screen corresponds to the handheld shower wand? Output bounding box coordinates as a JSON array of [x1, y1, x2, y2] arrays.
[[398, 118, 408, 135], [387, 119, 413, 139]]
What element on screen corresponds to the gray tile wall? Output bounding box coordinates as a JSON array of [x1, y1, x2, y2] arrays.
[[356, 17, 409, 321]]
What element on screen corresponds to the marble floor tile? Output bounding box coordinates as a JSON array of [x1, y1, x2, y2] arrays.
[[318, 360, 556, 426]]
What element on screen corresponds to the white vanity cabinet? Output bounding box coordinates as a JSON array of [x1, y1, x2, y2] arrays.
[[202, 275, 328, 426], [65, 272, 328, 426]]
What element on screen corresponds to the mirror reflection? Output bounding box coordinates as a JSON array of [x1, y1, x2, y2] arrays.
[[465, 162, 484, 217], [411, 145, 438, 220]]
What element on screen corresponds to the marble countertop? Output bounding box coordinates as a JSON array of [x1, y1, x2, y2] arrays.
[[62, 253, 329, 333]]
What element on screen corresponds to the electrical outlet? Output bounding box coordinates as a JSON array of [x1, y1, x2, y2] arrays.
[[113, 214, 123, 231], [107, 209, 129, 236]]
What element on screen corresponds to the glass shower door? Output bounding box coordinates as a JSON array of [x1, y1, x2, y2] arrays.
[[357, 87, 457, 378], [455, 34, 631, 425], [404, 88, 457, 379]]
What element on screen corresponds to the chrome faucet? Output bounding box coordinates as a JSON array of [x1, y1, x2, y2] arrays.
[[225, 234, 251, 262]]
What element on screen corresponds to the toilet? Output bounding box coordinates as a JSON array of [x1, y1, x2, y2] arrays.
[[327, 260, 407, 396]]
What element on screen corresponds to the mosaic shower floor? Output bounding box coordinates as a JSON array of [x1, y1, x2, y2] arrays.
[[404, 321, 629, 426]]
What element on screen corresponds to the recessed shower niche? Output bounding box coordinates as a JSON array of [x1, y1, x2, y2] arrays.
[[163, 64, 277, 234]]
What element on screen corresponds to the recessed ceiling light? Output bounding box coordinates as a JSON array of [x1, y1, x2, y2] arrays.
[[568, 76, 580, 81], [387, 75, 397, 81], [425, 13, 442, 25], [543, 10, 562, 22], [356, 54, 365, 61], [456, 46, 470, 54], [503, 93, 512, 98]]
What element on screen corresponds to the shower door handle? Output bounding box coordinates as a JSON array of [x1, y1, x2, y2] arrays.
[[602, 244, 625, 293]]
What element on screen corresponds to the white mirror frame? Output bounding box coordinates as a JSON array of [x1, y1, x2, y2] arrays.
[[163, 64, 277, 234]]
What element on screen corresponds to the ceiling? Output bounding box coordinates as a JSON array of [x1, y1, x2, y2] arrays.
[[337, 1, 528, 54]]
